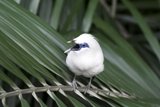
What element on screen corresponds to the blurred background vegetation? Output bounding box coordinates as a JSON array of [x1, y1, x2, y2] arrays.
[[0, 0, 160, 106]]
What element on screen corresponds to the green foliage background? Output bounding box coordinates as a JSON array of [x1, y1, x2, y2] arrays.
[[0, 0, 160, 106]]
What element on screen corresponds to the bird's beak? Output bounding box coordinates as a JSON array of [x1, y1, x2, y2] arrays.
[[64, 48, 71, 53], [64, 39, 74, 53], [67, 39, 74, 43]]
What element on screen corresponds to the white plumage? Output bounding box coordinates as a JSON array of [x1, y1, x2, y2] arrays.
[[65, 33, 104, 92]]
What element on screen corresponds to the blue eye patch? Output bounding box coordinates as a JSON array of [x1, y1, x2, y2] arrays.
[[71, 42, 89, 51]]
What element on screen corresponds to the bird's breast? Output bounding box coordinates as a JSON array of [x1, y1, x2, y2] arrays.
[[66, 50, 104, 75]]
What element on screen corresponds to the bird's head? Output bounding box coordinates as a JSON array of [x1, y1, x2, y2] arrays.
[[64, 33, 100, 53]]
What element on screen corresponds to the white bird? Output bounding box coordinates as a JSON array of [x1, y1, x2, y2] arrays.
[[64, 33, 104, 92]]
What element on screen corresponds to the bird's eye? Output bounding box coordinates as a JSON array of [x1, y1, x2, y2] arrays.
[[82, 44, 86, 47], [71, 43, 89, 51], [82, 43, 89, 48]]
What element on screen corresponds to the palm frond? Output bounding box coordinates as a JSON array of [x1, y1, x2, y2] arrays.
[[0, 0, 160, 106]]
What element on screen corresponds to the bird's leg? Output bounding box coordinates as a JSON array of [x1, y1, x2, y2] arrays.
[[72, 75, 78, 91], [84, 76, 94, 94]]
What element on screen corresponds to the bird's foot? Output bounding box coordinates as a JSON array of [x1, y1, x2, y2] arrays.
[[84, 83, 90, 94], [84, 77, 94, 94], [72, 79, 78, 91]]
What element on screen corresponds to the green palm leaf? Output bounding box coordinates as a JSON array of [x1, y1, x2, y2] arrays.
[[0, 0, 160, 106]]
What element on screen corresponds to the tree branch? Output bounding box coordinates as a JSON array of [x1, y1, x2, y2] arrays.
[[0, 85, 135, 99]]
